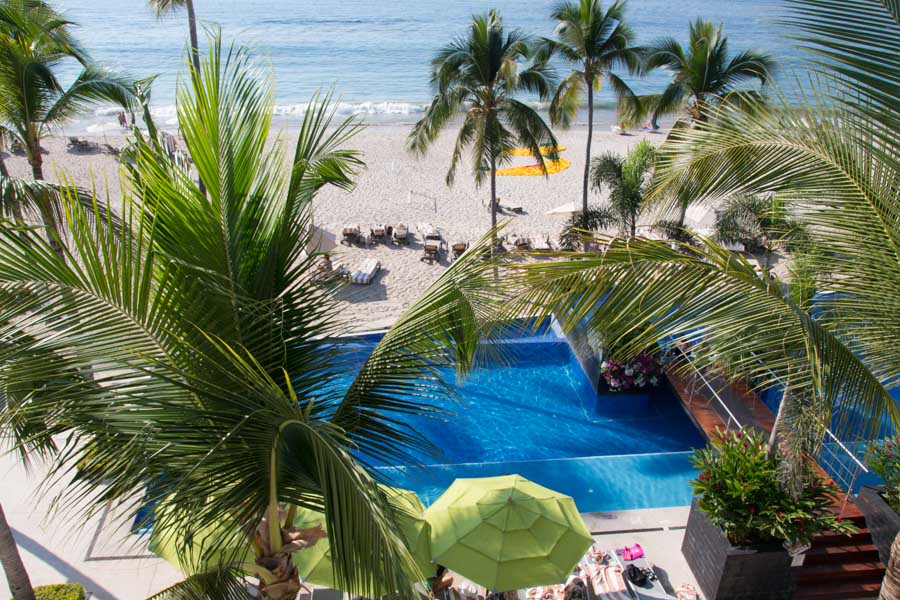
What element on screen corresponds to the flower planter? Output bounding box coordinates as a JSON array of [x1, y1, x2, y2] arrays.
[[857, 485, 900, 565], [682, 499, 794, 600]]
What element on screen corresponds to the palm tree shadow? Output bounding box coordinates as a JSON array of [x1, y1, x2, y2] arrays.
[[10, 528, 119, 599]]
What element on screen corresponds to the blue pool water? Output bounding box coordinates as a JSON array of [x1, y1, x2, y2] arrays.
[[342, 328, 705, 513]]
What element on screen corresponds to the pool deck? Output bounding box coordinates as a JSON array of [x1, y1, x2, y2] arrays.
[[0, 449, 702, 599]]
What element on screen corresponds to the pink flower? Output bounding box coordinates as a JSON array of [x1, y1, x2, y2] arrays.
[[749, 506, 756, 514]]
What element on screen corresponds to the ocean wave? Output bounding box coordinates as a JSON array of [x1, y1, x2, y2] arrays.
[[256, 17, 417, 26], [94, 101, 430, 119]]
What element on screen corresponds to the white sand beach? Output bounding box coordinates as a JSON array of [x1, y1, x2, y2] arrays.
[[2, 124, 673, 330]]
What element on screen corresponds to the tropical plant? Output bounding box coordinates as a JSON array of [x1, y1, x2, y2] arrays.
[[508, 0, 899, 567], [408, 10, 558, 235], [538, 0, 641, 214], [0, 35, 499, 600], [713, 194, 808, 268], [867, 436, 900, 513], [0, 0, 136, 250], [558, 207, 613, 250], [692, 428, 855, 547], [588, 138, 655, 237], [148, 0, 201, 77], [600, 352, 662, 392], [628, 18, 774, 125]]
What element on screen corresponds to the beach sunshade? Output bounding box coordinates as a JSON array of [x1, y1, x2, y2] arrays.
[[425, 475, 593, 592], [149, 500, 254, 574], [546, 202, 580, 216], [291, 487, 432, 592]]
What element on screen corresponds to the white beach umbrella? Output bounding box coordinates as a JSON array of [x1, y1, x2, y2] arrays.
[[545, 202, 580, 216]]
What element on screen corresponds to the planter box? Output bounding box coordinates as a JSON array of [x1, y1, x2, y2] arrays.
[[857, 485, 900, 565], [594, 379, 652, 417], [682, 499, 794, 600]]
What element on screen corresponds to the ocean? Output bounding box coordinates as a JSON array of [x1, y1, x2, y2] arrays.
[[52, 0, 798, 131]]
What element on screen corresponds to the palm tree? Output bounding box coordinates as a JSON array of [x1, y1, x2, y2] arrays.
[[148, 0, 202, 77], [713, 194, 808, 269], [636, 18, 774, 125], [0, 33, 497, 600], [540, 0, 641, 215], [409, 10, 558, 236], [588, 138, 655, 238], [0, 0, 136, 250], [510, 0, 898, 583]]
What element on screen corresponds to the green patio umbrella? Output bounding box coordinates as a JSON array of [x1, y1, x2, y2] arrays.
[[424, 475, 593, 592], [149, 501, 254, 574], [291, 486, 433, 592]]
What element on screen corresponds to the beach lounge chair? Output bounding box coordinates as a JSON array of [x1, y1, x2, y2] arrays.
[[310, 589, 343, 600], [393, 223, 410, 244], [341, 225, 362, 246], [580, 545, 632, 600], [614, 546, 676, 600], [513, 237, 532, 250], [420, 225, 445, 263], [370, 224, 387, 243], [451, 242, 468, 260], [350, 258, 380, 285]]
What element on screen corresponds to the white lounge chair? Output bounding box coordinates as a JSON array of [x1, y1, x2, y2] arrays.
[[614, 548, 677, 600], [350, 258, 380, 285], [580, 545, 632, 600]]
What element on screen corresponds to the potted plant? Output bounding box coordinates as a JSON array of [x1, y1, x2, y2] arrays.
[[858, 435, 900, 565], [682, 428, 856, 600]]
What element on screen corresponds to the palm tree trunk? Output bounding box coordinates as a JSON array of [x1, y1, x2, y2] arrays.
[[28, 141, 64, 258], [490, 153, 498, 233], [185, 0, 202, 78], [0, 503, 35, 600], [582, 78, 594, 215], [184, 0, 207, 198], [766, 389, 789, 460], [880, 531, 900, 600]]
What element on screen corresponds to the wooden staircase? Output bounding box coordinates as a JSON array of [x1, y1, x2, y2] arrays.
[[792, 516, 885, 599]]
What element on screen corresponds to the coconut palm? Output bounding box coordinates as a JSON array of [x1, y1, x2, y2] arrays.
[[635, 18, 774, 125], [0, 0, 136, 250], [149, 0, 201, 77], [588, 138, 655, 238], [510, 0, 898, 576], [0, 34, 499, 600], [713, 193, 809, 261], [408, 10, 558, 235], [539, 0, 641, 215]]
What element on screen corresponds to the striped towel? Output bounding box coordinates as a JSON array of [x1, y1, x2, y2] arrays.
[[350, 259, 380, 284], [583, 560, 631, 600]]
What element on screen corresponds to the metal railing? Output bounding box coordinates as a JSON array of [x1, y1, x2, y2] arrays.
[[673, 346, 743, 431], [818, 429, 869, 515]]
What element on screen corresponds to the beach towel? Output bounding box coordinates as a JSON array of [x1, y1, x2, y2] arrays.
[[350, 259, 380, 284]]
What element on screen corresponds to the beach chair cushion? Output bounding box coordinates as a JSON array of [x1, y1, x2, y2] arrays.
[[350, 259, 380, 284]]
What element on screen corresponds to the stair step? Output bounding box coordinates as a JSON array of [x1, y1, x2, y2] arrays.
[[793, 561, 885, 584], [792, 581, 882, 600], [803, 543, 881, 565], [813, 530, 877, 547]]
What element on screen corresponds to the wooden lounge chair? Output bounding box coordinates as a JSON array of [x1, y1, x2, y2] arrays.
[[451, 242, 468, 260], [350, 258, 380, 285], [420, 225, 445, 263], [614, 548, 676, 599], [580, 545, 633, 600], [513, 237, 532, 250], [370, 224, 387, 243], [393, 223, 410, 244], [341, 225, 362, 246]]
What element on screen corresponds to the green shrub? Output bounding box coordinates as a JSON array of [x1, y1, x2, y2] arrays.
[[691, 427, 857, 547], [21, 583, 86, 600], [866, 435, 900, 512]]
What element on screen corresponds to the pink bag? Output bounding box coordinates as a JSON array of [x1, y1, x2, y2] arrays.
[[622, 544, 644, 561]]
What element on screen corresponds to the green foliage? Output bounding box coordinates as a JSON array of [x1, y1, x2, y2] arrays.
[[589, 138, 656, 237], [0, 32, 503, 599], [559, 206, 615, 250], [539, 0, 640, 129], [27, 584, 85, 600], [692, 428, 856, 546], [867, 436, 900, 513], [408, 10, 557, 229], [623, 17, 774, 124]]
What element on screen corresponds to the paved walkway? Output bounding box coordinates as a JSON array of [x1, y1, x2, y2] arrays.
[[1, 453, 700, 599]]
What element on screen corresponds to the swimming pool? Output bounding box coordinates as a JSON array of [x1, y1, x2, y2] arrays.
[[343, 327, 705, 513]]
